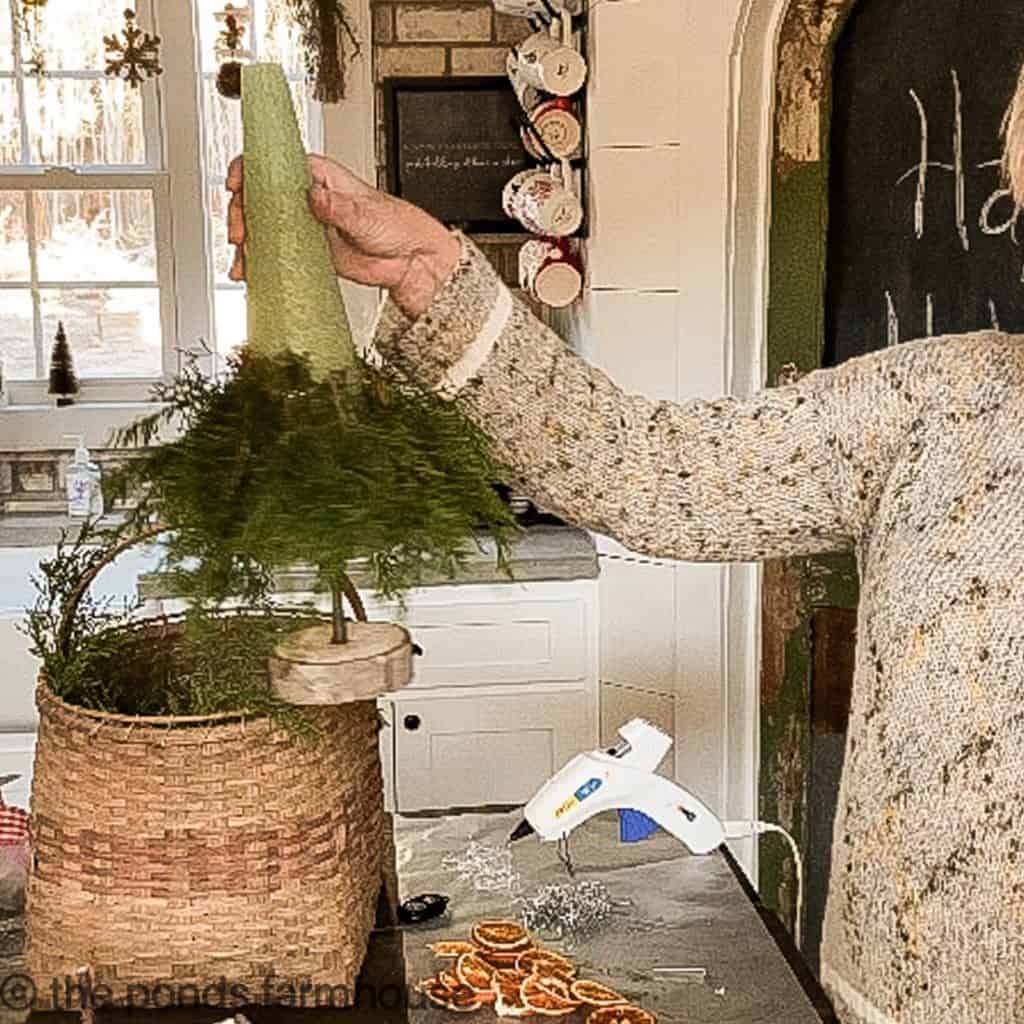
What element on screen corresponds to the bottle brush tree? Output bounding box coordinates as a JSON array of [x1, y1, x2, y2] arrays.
[[48, 321, 78, 407], [115, 64, 517, 648]]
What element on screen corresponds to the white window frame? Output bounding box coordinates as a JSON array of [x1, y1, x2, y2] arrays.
[[0, 0, 209, 423], [0, 1, 325, 448]]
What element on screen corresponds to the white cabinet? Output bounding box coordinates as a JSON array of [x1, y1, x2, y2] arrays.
[[387, 691, 593, 811], [368, 581, 600, 813]]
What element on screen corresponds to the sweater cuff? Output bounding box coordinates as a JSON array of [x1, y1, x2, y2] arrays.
[[369, 232, 512, 397]]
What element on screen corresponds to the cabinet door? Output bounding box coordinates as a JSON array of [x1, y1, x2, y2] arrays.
[[390, 597, 589, 690], [391, 692, 591, 812]]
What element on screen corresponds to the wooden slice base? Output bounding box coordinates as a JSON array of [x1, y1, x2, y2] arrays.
[[270, 621, 414, 705]]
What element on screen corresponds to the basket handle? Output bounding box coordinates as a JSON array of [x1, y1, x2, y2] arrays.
[[56, 524, 370, 657], [57, 523, 170, 659]]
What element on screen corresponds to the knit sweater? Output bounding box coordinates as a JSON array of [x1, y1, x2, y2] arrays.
[[372, 236, 1024, 1024]]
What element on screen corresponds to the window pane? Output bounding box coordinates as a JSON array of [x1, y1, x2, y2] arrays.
[[260, 0, 309, 76], [0, 7, 13, 72], [35, 190, 156, 282], [207, 185, 234, 281], [0, 80, 22, 164], [0, 289, 36, 380], [203, 81, 242, 181], [214, 287, 246, 359], [40, 288, 161, 378], [19, 0, 138, 72], [25, 78, 145, 165], [0, 192, 29, 281]]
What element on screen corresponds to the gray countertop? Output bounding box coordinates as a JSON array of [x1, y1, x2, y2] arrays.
[[392, 810, 829, 1024], [0, 810, 830, 1024], [136, 525, 599, 598]]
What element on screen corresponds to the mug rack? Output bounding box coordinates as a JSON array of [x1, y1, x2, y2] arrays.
[[503, 0, 589, 240]]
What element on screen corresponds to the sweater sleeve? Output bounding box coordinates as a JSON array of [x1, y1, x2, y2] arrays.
[[370, 235, 942, 563]]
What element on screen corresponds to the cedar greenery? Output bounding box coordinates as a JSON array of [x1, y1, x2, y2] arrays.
[[111, 348, 519, 610]]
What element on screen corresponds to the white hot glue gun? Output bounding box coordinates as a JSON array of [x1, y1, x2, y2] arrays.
[[509, 719, 726, 855]]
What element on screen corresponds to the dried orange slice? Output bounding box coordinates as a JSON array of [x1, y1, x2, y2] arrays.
[[492, 971, 534, 1018], [457, 952, 498, 993], [479, 947, 533, 969], [521, 975, 580, 1016], [439, 969, 462, 989], [586, 1006, 656, 1024], [418, 978, 485, 1013], [522, 975, 576, 1003], [431, 940, 481, 959], [570, 981, 628, 1007], [473, 919, 533, 952], [517, 949, 578, 979]]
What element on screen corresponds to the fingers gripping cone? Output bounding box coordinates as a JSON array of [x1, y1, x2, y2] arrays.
[[241, 63, 356, 378], [242, 63, 414, 703]]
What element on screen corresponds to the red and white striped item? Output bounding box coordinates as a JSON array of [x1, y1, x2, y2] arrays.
[[0, 801, 29, 846]]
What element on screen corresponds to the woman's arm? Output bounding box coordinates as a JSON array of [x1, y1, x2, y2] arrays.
[[373, 235, 951, 564]]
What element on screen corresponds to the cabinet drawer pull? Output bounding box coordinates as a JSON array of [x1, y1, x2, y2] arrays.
[[404, 714, 422, 732]]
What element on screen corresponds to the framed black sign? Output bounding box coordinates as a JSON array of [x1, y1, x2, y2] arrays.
[[383, 76, 532, 234]]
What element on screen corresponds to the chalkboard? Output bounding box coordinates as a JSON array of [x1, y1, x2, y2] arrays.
[[825, 1, 1024, 367], [384, 77, 531, 234]]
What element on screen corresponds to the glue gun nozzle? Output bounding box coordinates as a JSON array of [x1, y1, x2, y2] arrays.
[[510, 819, 535, 843]]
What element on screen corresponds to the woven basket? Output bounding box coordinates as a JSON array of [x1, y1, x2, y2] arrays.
[[25, 531, 389, 1007]]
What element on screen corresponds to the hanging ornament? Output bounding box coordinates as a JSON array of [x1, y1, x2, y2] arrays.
[[218, 4, 249, 59], [103, 8, 163, 89], [215, 3, 250, 100], [283, 0, 360, 104]]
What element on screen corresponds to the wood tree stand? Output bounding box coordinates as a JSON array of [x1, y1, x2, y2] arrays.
[[270, 572, 414, 705]]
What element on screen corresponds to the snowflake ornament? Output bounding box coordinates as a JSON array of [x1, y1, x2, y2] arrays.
[[104, 8, 162, 88]]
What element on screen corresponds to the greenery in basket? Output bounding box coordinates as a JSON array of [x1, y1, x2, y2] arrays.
[[23, 521, 324, 738]]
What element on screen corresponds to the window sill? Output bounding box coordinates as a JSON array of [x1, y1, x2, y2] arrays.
[[0, 401, 166, 451]]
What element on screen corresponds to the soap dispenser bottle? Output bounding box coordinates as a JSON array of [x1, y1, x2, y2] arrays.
[[64, 434, 103, 519]]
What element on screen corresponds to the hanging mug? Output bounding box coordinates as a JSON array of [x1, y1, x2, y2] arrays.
[[512, 169, 583, 236], [502, 168, 547, 221], [507, 48, 544, 114], [519, 237, 583, 307], [515, 30, 587, 97], [521, 98, 582, 160]]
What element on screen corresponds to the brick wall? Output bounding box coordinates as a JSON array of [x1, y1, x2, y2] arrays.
[[372, 2, 531, 88]]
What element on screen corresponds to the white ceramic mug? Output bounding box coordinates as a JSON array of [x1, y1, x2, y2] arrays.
[[506, 48, 544, 114], [519, 238, 583, 306], [515, 30, 587, 96], [502, 168, 547, 221], [509, 169, 583, 236], [521, 98, 582, 160]]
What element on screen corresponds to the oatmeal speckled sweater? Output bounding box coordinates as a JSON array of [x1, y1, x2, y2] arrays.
[[372, 236, 1024, 1024]]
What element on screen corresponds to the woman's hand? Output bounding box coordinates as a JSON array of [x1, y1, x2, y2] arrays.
[[226, 153, 462, 318]]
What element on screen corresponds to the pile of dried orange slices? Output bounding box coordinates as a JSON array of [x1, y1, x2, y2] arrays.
[[417, 919, 656, 1024]]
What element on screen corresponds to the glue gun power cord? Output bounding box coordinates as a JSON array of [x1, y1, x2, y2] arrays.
[[723, 820, 804, 951]]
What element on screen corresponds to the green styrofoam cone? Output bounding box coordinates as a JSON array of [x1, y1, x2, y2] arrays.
[[241, 63, 355, 378]]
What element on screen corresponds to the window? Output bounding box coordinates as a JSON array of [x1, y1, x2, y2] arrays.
[[0, 0, 321, 406]]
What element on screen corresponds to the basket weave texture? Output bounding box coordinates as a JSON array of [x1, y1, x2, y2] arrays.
[[26, 668, 386, 1006]]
